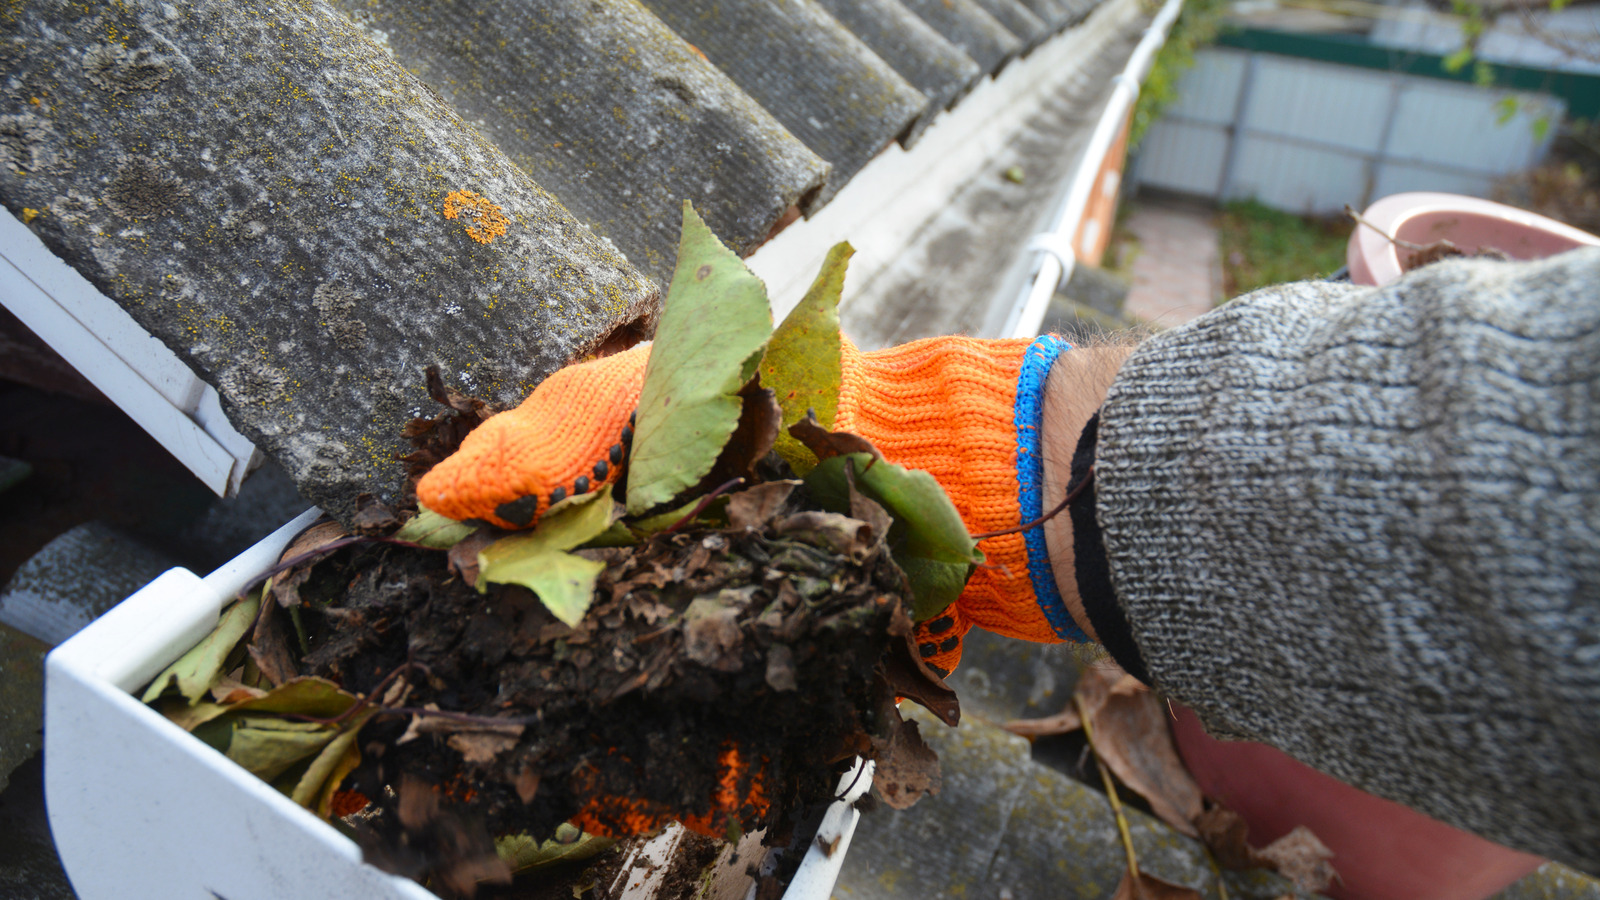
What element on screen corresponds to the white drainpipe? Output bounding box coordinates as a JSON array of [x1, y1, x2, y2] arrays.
[[1003, 0, 1186, 339]]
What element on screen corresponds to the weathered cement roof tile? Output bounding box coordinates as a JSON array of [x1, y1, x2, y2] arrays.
[[972, 0, 1050, 50], [1017, 0, 1075, 30], [899, 0, 1024, 75], [0, 0, 658, 521], [637, 0, 927, 207], [811, 0, 982, 146], [329, 0, 830, 287]]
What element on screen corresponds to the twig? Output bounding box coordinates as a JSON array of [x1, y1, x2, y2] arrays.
[[1076, 692, 1141, 884], [1344, 205, 1431, 252], [970, 466, 1094, 541], [243, 533, 435, 642], [245, 534, 433, 603], [662, 477, 745, 534]]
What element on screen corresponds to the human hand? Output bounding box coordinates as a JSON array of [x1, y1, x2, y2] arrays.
[[417, 334, 1113, 676]]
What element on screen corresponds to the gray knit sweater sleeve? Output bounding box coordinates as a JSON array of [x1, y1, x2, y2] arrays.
[[1095, 247, 1600, 872]]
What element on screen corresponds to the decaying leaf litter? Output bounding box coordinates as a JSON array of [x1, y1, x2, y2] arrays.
[[140, 203, 972, 897], [1006, 662, 1339, 899]]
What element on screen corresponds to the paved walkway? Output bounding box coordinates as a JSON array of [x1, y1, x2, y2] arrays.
[[1119, 198, 1223, 328]]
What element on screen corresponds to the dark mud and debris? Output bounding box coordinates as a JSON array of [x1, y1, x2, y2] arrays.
[[279, 473, 943, 894]]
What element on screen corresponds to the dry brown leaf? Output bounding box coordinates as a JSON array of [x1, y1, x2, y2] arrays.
[[787, 410, 881, 462], [682, 598, 744, 672], [351, 494, 400, 535], [774, 511, 875, 560], [708, 383, 783, 484], [447, 526, 496, 588], [881, 605, 960, 726], [726, 480, 800, 529], [1076, 664, 1204, 837], [1257, 826, 1338, 893], [1196, 804, 1264, 870], [209, 676, 267, 704], [1197, 804, 1339, 892], [870, 709, 941, 809], [248, 598, 299, 688], [1110, 870, 1204, 900], [448, 732, 520, 765], [271, 520, 349, 607], [846, 482, 893, 546]]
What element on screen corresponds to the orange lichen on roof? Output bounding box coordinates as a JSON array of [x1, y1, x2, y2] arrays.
[[441, 189, 510, 244]]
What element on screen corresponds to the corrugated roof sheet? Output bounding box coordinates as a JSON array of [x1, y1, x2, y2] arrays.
[[811, 0, 982, 145], [635, 0, 927, 206], [899, 0, 1025, 74], [330, 0, 830, 286], [973, 0, 1050, 50], [0, 0, 1115, 515], [0, 0, 657, 520]]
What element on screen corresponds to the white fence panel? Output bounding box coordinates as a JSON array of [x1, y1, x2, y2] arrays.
[[1242, 56, 1394, 152], [1134, 118, 1231, 195], [1370, 161, 1496, 199], [1386, 81, 1559, 171], [1131, 46, 1564, 214], [1229, 137, 1372, 212], [1167, 49, 1248, 123]]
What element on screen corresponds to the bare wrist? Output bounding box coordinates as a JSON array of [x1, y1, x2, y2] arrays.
[[1040, 342, 1137, 642]]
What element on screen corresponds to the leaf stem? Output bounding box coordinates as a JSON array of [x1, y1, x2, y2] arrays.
[[1076, 692, 1141, 883], [1344, 205, 1431, 252], [662, 477, 745, 534], [249, 534, 433, 602]]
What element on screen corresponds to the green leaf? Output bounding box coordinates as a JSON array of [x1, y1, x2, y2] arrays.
[[141, 593, 262, 704], [582, 520, 638, 548], [292, 708, 374, 815], [1532, 115, 1551, 142], [627, 494, 708, 538], [627, 201, 773, 515], [155, 676, 360, 732], [395, 505, 476, 549], [497, 825, 617, 874], [225, 716, 340, 783], [1442, 46, 1473, 73], [805, 454, 982, 620], [479, 485, 619, 626], [763, 242, 850, 475], [1495, 95, 1519, 124]]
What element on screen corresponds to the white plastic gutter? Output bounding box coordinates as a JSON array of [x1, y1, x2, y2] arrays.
[[1001, 0, 1186, 339]]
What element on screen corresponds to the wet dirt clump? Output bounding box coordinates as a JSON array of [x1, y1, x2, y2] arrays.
[[291, 484, 929, 891]]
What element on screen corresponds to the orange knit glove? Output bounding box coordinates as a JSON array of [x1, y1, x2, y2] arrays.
[[419, 342, 649, 528], [417, 334, 1088, 675]]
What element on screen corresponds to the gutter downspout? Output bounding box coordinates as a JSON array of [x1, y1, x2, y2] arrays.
[[1002, 0, 1186, 339]]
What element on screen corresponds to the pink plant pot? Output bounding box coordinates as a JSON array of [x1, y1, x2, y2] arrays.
[[1347, 191, 1600, 287], [1169, 704, 1544, 900]]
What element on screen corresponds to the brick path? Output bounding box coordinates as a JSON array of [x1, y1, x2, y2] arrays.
[[1120, 199, 1223, 327]]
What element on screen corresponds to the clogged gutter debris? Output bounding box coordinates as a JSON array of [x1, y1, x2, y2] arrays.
[[139, 203, 972, 898]]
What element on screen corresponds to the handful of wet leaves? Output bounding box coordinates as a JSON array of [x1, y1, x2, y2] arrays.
[[139, 203, 972, 897]]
